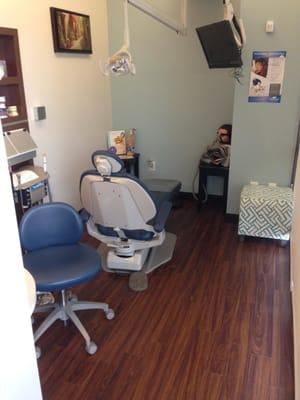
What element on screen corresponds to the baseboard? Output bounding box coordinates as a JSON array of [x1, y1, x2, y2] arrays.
[[225, 213, 239, 223], [179, 192, 226, 201], [180, 191, 194, 199]]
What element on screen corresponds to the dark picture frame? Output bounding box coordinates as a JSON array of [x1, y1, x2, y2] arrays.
[[50, 7, 92, 54]]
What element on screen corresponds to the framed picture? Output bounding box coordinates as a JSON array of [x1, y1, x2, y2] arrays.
[[50, 7, 92, 54]]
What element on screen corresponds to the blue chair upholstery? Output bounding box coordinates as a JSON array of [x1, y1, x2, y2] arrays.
[[20, 203, 100, 291], [20, 202, 114, 358]]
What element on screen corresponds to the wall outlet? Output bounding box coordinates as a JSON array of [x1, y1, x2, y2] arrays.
[[148, 160, 156, 171], [265, 20, 274, 33]]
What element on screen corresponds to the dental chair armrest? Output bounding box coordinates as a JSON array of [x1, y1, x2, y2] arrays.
[[153, 201, 172, 233], [79, 208, 90, 223]]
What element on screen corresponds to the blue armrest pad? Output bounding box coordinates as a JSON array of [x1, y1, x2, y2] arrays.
[[153, 201, 172, 232], [79, 208, 90, 223]]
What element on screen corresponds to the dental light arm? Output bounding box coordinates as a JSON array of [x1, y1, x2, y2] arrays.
[[101, 0, 188, 77], [223, 0, 246, 49], [101, 0, 136, 77], [128, 0, 187, 35]]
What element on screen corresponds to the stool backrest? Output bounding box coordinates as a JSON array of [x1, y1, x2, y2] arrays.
[[20, 202, 83, 252]]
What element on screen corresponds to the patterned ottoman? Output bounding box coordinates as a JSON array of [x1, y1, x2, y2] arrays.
[[238, 184, 294, 241]]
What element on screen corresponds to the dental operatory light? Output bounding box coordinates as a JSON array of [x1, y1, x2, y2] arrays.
[[101, 0, 136, 77]]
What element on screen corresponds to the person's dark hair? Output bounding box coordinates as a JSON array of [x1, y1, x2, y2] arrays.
[[219, 124, 232, 144], [254, 58, 268, 77]]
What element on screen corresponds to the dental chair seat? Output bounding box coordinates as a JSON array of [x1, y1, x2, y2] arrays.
[[143, 178, 182, 208]]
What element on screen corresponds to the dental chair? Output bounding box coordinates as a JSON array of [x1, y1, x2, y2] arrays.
[[80, 151, 177, 289]]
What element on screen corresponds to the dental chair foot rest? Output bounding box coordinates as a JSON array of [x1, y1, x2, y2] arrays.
[[142, 179, 182, 208]]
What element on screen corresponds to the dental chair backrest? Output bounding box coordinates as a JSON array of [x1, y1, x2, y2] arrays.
[[80, 151, 158, 234]]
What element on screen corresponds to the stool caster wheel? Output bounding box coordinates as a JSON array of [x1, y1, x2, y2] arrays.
[[105, 309, 115, 320], [239, 235, 245, 242], [86, 341, 98, 355], [36, 346, 41, 359]]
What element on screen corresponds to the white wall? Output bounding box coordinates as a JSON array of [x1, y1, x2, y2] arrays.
[[107, 0, 237, 192], [291, 151, 300, 399], [1, 0, 112, 209], [0, 124, 42, 399]]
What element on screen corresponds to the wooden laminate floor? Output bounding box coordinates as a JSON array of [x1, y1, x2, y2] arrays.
[[37, 199, 294, 400]]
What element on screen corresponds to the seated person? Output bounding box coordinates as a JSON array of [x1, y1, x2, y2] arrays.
[[200, 124, 232, 167]]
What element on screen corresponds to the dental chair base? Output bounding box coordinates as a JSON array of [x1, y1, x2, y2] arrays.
[[86, 218, 176, 274], [108, 247, 149, 272], [98, 232, 176, 274]]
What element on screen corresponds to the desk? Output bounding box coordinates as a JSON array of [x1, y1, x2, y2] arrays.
[[119, 153, 140, 177], [198, 163, 229, 210]]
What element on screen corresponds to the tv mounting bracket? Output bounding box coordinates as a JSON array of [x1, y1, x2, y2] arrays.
[[223, 0, 246, 49]]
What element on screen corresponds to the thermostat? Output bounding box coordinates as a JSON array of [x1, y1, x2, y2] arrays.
[[33, 106, 46, 121]]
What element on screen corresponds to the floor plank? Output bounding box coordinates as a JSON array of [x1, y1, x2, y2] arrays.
[[37, 199, 294, 400]]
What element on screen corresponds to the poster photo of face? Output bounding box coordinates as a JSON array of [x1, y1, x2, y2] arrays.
[[252, 58, 269, 78], [249, 51, 287, 104]]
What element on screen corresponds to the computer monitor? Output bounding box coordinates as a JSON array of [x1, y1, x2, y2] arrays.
[[196, 20, 243, 69]]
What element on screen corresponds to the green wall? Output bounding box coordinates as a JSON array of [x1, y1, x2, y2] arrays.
[[107, 0, 237, 192], [227, 0, 300, 213]]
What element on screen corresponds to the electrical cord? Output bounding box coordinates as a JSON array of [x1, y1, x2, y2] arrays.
[[192, 163, 208, 203], [229, 67, 244, 83]]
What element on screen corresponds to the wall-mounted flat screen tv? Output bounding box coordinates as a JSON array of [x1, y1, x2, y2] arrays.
[[196, 20, 243, 69]]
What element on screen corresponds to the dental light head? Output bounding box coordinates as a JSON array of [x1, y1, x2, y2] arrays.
[[104, 46, 136, 77], [101, 0, 136, 77]]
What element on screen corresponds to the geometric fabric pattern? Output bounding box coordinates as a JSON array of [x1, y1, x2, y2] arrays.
[[238, 184, 294, 240]]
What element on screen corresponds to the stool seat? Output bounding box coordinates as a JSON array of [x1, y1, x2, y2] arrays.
[[23, 244, 101, 292]]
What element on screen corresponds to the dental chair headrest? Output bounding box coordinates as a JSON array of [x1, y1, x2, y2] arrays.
[[92, 150, 125, 176]]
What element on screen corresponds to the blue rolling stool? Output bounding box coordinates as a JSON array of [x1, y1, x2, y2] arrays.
[[19, 202, 115, 358]]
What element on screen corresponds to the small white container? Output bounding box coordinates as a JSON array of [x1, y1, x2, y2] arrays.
[[7, 105, 18, 117]]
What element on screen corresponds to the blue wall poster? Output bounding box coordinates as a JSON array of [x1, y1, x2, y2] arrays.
[[248, 51, 287, 103]]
